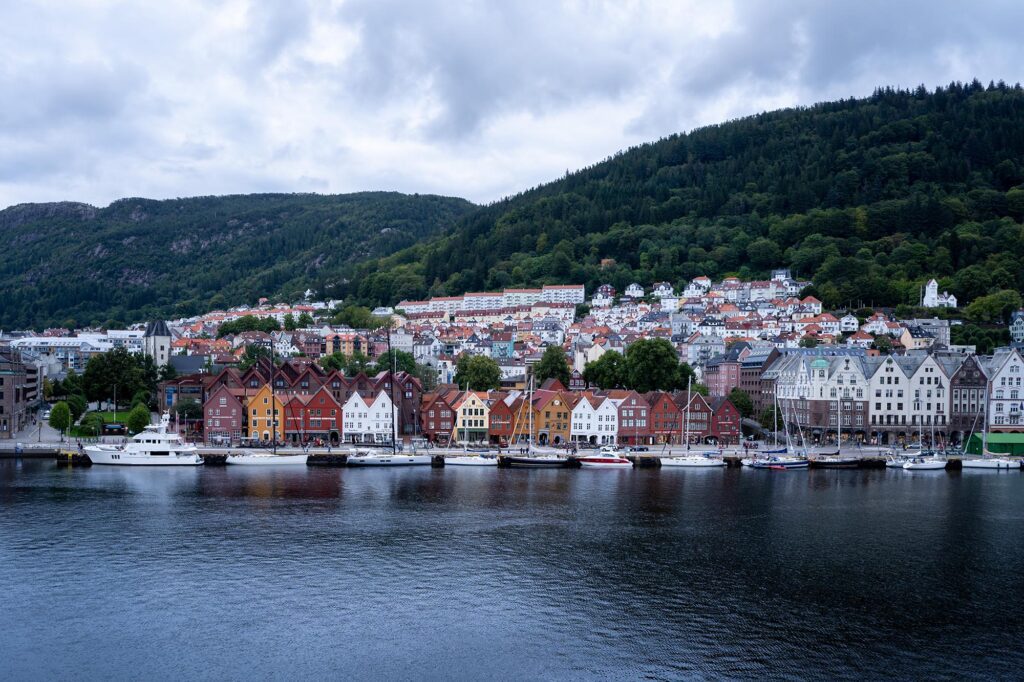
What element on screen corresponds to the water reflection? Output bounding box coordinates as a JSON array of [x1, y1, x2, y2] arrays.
[[1, 460, 1023, 680]]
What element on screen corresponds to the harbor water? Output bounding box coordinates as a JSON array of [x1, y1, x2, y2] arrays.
[[2, 459, 1023, 680]]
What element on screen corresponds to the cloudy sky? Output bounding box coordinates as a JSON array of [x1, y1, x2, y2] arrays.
[[1, 0, 1022, 209]]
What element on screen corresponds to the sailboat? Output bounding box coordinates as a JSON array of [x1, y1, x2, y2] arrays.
[[748, 392, 807, 469], [811, 394, 859, 468], [446, 385, 498, 467], [662, 377, 725, 468], [347, 326, 431, 467], [962, 377, 1018, 470], [501, 376, 569, 468], [903, 415, 947, 470]]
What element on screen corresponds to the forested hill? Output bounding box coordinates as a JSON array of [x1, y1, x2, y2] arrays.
[[0, 192, 474, 329], [348, 82, 1024, 311]]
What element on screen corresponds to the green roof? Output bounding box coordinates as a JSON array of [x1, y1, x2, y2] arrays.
[[965, 432, 1024, 455], [980, 433, 1024, 443]]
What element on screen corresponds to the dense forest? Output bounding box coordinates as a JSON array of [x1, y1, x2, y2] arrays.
[[0, 192, 474, 328], [5, 82, 1024, 330], [347, 82, 1024, 313]]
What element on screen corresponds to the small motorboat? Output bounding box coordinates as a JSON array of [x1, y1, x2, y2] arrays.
[[578, 447, 632, 468], [226, 452, 308, 465], [903, 457, 947, 471]]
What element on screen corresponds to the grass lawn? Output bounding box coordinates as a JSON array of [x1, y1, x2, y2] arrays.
[[70, 410, 132, 438], [88, 411, 129, 423]]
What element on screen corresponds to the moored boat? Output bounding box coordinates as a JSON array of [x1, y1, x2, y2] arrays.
[[225, 452, 308, 465], [749, 456, 809, 470], [810, 454, 860, 469], [445, 454, 498, 466], [961, 457, 1017, 470], [903, 456, 947, 470], [347, 449, 432, 466], [578, 447, 632, 468], [885, 453, 909, 469], [661, 451, 725, 467], [502, 453, 570, 468], [84, 413, 203, 466]]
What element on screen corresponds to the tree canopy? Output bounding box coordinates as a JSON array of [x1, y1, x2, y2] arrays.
[[126, 403, 152, 435], [582, 351, 625, 390], [82, 347, 157, 408], [534, 346, 571, 387], [454, 355, 502, 391], [0, 192, 474, 329], [49, 402, 71, 437], [347, 83, 1024, 313]]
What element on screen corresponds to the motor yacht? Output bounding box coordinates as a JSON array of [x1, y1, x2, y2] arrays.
[[84, 413, 203, 466]]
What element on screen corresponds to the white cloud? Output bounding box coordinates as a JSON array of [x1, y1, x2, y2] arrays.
[[0, 0, 1022, 209]]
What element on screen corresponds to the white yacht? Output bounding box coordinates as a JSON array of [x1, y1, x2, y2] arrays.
[[85, 413, 203, 466], [446, 452, 499, 466], [226, 452, 308, 465], [903, 456, 947, 471], [347, 448, 432, 466], [961, 457, 1017, 470], [661, 450, 726, 468]]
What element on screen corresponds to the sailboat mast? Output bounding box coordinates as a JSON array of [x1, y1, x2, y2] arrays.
[[983, 374, 990, 455], [387, 324, 397, 455], [773, 381, 779, 448], [528, 373, 534, 453], [684, 375, 691, 451], [837, 394, 841, 452], [271, 344, 277, 455]]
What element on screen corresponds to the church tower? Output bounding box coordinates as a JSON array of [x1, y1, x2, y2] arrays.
[[143, 320, 172, 367]]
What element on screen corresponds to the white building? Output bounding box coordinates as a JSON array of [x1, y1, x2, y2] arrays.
[[651, 282, 674, 299], [1009, 311, 1024, 345], [905, 355, 950, 431], [922, 279, 958, 308], [342, 391, 394, 443], [571, 394, 619, 445], [624, 283, 644, 299], [840, 314, 860, 333], [986, 348, 1024, 432]]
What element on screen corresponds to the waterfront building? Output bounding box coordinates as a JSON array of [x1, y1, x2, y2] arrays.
[[246, 384, 286, 442], [532, 389, 575, 446], [486, 394, 516, 445], [646, 391, 683, 444], [452, 391, 489, 444], [420, 392, 456, 443], [203, 384, 245, 444], [341, 391, 394, 444], [708, 397, 742, 446], [0, 350, 31, 439], [283, 387, 342, 444], [613, 390, 651, 446], [570, 393, 618, 445], [985, 348, 1024, 433], [947, 354, 987, 445]]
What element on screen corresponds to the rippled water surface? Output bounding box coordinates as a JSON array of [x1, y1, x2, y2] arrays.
[[2, 460, 1023, 680]]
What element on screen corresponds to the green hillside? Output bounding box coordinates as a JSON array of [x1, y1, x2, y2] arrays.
[[0, 192, 474, 328], [348, 81, 1024, 311]]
